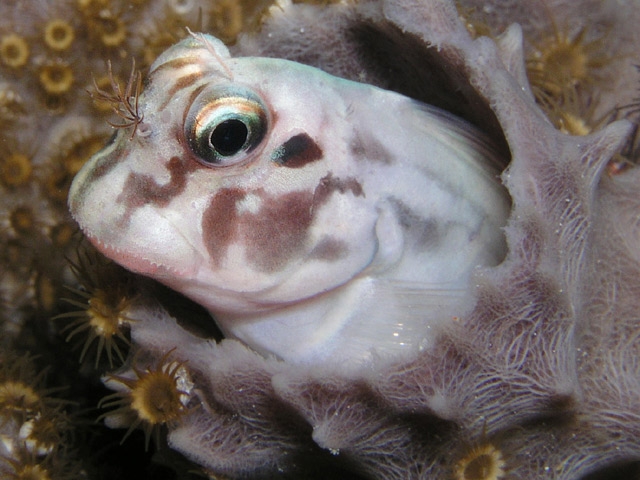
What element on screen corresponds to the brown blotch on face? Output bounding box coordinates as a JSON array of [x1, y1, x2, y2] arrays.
[[271, 133, 323, 168], [202, 173, 365, 273], [349, 131, 394, 164], [244, 191, 315, 272], [157, 72, 206, 112], [389, 197, 441, 251], [115, 156, 197, 227], [202, 187, 314, 272], [118, 156, 192, 207], [202, 187, 245, 266], [313, 172, 364, 209]]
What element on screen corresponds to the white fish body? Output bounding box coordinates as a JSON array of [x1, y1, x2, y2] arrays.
[[69, 34, 509, 365]]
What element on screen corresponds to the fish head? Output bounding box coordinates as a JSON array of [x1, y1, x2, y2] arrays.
[[69, 34, 381, 314]]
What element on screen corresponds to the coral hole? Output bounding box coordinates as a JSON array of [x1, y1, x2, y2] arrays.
[[350, 22, 511, 170]]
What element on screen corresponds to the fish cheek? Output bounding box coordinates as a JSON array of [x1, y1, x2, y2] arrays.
[[242, 191, 315, 272], [202, 188, 245, 267], [201, 188, 315, 274], [115, 156, 193, 228]]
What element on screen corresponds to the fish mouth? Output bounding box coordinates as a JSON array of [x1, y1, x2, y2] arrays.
[[81, 229, 195, 279]]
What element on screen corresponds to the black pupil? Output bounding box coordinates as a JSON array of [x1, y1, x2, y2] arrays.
[[210, 119, 248, 156]]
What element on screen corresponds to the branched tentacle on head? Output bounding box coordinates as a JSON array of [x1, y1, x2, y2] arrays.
[[90, 59, 144, 138]]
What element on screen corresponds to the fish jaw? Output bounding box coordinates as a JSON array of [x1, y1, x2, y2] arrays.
[[68, 140, 204, 280]]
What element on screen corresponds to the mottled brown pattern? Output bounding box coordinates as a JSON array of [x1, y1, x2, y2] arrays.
[[201, 173, 366, 272], [159, 72, 205, 112], [202, 187, 314, 272], [349, 130, 395, 164], [52, 1, 640, 478], [115, 156, 198, 228], [244, 190, 315, 272], [312, 172, 364, 208]]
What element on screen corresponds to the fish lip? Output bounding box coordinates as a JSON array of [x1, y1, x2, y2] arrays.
[[81, 229, 193, 278]]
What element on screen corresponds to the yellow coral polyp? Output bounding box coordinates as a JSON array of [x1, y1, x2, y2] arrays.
[[39, 63, 74, 95], [55, 248, 138, 368], [61, 134, 107, 175], [1, 152, 32, 187], [537, 33, 587, 82], [129, 367, 185, 425], [97, 14, 127, 47], [209, 0, 243, 43], [0, 34, 29, 68], [7, 463, 53, 480], [86, 289, 128, 337], [0, 380, 42, 414], [536, 81, 603, 137], [57, 287, 132, 368], [454, 443, 506, 480], [556, 111, 591, 136], [44, 19, 75, 51], [99, 351, 191, 448], [527, 23, 611, 99], [10, 206, 35, 235]]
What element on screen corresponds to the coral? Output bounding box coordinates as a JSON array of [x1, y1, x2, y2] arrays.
[[99, 349, 193, 449], [0, 352, 80, 480], [454, 443, 506, 480], [54, 247, 137, 368], [2, 0, 640, 478], [524, 12, 617, 140], [43, 19, 75, 52], [97, 0, 640, 478], [0, 152, 33, 188], [38, 60, 75, 96], [526, 22, 608, 98], [0, 34, 29, 69]]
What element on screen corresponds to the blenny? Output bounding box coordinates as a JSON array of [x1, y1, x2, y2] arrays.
[[69, 33, 509, 365]]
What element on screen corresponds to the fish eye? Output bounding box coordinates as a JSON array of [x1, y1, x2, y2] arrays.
[[185, 86, 268, 166]]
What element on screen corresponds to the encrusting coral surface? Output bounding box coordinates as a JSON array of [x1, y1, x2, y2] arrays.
[[2, 0, 640, 478]]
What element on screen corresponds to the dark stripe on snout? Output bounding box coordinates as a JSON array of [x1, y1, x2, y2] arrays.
[[271, 133, 323, 168]]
